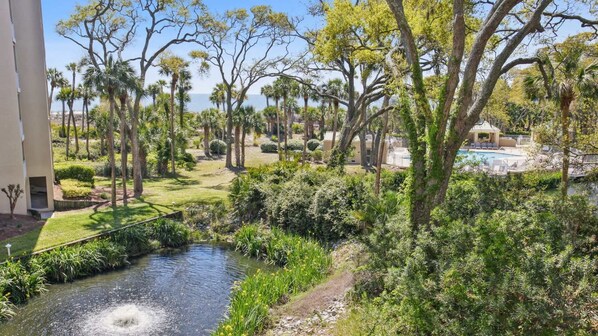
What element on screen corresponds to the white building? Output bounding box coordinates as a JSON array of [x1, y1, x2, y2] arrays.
[[0, 0, 54, 217]]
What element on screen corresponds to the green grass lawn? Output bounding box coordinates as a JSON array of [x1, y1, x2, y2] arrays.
[[0, 145, 279, 260]]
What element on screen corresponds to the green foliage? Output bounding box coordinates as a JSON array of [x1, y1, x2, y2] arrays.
[[0, 260, 46, 305], [209, 139, 227, 155], [306, 139, 321, 151], [362, 186, 597, 335], [271, 135, 278, 143], [508, 170, 561, 190], [291, 123, 304, 134], [260, 141, 278, 153], [285, 140, 303, 151], [34, 240, 127, 283], [54, 164, 95, 184], [214, 225, 331, 336], [380, 169, 408, 192], [0, 294, 14, 321], [184, 200, 232, 234], [311, 149, 323, 161], [148, 219, 191, 248], [112, 226, 152, 256], [60, 179, 93, 199]]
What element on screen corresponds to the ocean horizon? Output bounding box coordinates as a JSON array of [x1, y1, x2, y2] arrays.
[[49, 93, 270, 114]]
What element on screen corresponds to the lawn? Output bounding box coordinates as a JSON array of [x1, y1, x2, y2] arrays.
[[0, 145, 279, 260]]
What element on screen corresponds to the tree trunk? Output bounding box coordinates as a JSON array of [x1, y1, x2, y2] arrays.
[[119, 99, 128, 206], [375, 110, 390, 196], [302, 97, 309, 162], [130, 96, 143, 197], [359, 130, 367, 168], [283, 96, 289, 160], [331, 100, 339, 148], [85, 101, 90, 160], [235, 125, 241, 167], [275, 98, 282, 161], [66, 103, 72, 160], [61, 101, 66, 138], [561, 98, 571, 199], [203, 125, 211, 158], [108, 96, 117, 207], [169, 82, 177, 176], [48, 86, 55, 113], [225, 95, 234, 169], [241, 127, 246, 167]]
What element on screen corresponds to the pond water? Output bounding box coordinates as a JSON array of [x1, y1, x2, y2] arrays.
[[0, 244, 270, 336]]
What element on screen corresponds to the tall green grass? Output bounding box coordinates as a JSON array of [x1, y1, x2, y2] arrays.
[[214, 225, 331, 336]]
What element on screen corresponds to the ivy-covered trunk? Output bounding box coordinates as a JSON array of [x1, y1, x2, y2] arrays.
[[560, 97, 572, 199]]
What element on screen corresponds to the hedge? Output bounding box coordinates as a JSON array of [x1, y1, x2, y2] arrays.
[[54, 165, 95, 185]]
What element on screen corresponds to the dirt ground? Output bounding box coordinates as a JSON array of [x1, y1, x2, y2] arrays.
[[0, 214, 45, 241]]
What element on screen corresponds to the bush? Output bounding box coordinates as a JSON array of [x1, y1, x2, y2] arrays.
[[306, 139, 321, 151], [112, 226, 152, 256], [95, 161, 133, 178], [0, 260, 46, 305], [292, 123, 304, 134], [60, 179, 92, 199], [311, 149, 323, 162], [149, 219, 191, 248], [209, 139, 226, 155], [285, 140, 303, 151], [184, 200, 232, 233], [215, 225, 331, 335], [260, 141, 278, 153], [34, 240, 127, 283], [309, 178, 360, 240], [0, 295, 14, 321], [508, 170, 561, 190], [362, 194, 597, 335], [271, 135, 278, 143], [54, 164, 95, 185]]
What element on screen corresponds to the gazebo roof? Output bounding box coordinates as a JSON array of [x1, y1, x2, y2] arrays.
[[469, 121, 500, 133]]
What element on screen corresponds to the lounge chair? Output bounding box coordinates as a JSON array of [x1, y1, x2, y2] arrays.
[[474, 142, 481, 149], [481, 143, 488, 149]]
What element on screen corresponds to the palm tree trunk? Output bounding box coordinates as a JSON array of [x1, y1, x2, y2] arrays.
[[169, 82, 177, 176], [235, 125, 241, 167], [275, 98, 282, 161], [61, 101, 66, 138], [203, 125, 211, 158], [48, 86, 55, 116], [66, 103, 72, 159], [119, 100, 128, 206], [85, 101, 90, 160], [108, 96, 117, 207], [241, 126, 247, 167], [302, 97, 309, 162], [130, 96, 143, 197], [225, 98, 234, 169], [283, 96, 289, 160], [561, 98, 572, 199]]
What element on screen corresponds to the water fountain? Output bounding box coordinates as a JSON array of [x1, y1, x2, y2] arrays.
[[82, 303, 167, 335]]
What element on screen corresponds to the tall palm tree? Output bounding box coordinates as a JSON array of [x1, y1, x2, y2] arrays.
[[273, 77, 299, 159], [78, 83, 96, 160], [84, 56, 137, 207], [272, 80, 284, 160], [56, 86, 70, 138], [210, 83, 227, 112], [66, 62, 82, 156], [324, 79, 345, 149], [156, 79, 168, 94], [158, 53, 190, 176], [197, 108, 220, 158], [261, 84, 274, 108], [146, 83, 161, 109], [177, 69, 192, 127], [47, 68, 67, 115], [298, 81, 314, 162]]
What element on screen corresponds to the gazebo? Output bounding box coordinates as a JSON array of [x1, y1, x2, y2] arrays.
[[467, 121, 501, 147]]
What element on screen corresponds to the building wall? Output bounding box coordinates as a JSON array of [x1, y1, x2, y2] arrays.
[[11, 0, 55, 211], [0, 0, 54, 215]]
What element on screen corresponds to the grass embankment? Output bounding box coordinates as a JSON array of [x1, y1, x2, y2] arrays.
[[214, 225, 331, 336], [0, 146, 278, 260]]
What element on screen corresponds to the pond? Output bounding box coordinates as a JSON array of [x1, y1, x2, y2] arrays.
[[0, 244, 270, 336]]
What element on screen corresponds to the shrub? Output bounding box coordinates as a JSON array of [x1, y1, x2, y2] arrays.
[[285, 140, 303, 151], [54, 164, 95, 184], [309, 178, 360, 240], [362, 194, 597, 335], [292, 123, 304, 134], [267, 181, 315, 237], [215, 225, 331, 335], [184, 200, 232, 233], [60, 179, 92, 199], [271, 135, 278, 143], [380, 169, 408, 191], [34, 240, 127, 283], [112, 226, 152, 256], [209, 139, 226, 155], [311, 149, 323, 161], [306, 139, 321, 151], [0, 260, 46, 304], [0, 295, 14, 321], [508, 170, 561, 190], [260, 141, 278, 153], [149, 219, 191, 248]]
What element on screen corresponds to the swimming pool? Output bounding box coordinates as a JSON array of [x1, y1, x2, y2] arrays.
[[457, 150, 522, 162]]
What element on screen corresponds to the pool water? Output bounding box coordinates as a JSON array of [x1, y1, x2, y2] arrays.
[[0, 245, 272, 336], [456, 150, 522, 162]]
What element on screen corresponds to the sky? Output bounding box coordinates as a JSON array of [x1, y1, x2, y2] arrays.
[[41, 0, 318, 98]]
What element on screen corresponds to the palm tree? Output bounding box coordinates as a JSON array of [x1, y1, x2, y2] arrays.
[[146, 83, 161, 109], [272, 80, 283, 160], [298, 81, 314, 162], [66, 62, 82, 156], [156, 79, 167, 94], [198, 108, 220, 158], [273, 77, 299, 159], [234, 106, 261, 167], [324, 79, 345, 149], [56, 86, 70, 138], [158, 53, 190, 176], [210, 83, 226, 112], [177, 69, 192, 127], [79, 83, 96, 160], [261, 84, 274, 108], [47, 68, 67, 115], [84, 56, 137, 207]]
